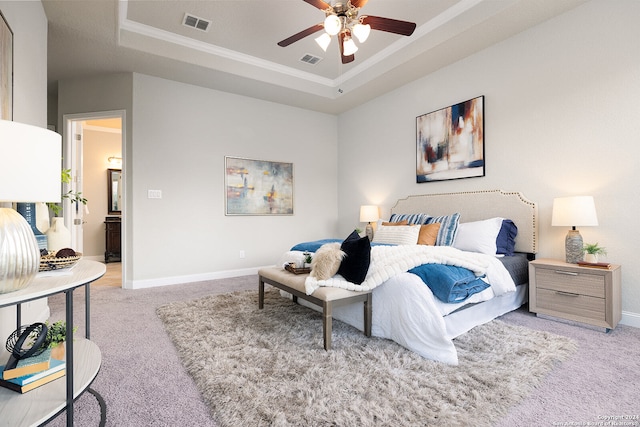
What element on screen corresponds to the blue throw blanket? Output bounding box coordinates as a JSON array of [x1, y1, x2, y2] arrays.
[[290, 239, 342, 252], [291, 239, 391, 252], [409, 264, 490, 304]]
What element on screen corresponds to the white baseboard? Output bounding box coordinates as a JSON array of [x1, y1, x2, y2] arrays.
[[127, 265, 270, 290], [621, 311, 640, 328]]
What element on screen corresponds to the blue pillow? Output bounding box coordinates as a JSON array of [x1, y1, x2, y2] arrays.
[[496, 220, 518, 256], [389, 213, 430, 225], [424, 213, 460, 246], [337, 230, 371, 285]]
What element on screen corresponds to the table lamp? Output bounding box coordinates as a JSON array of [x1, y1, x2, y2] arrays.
[[551, 196, 598, 264], [360, 205, 379, 241], [0, 120, 62, 293]]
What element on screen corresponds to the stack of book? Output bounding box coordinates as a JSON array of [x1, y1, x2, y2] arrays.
[[0, 349, 66, 393]]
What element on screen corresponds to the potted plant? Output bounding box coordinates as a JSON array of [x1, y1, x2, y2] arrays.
[[47, 167, 88, 217], [303, 252, 313, 268], [583, 242, 607, 263], [45, 167, 88, 251], [46, 320, 77, 360]]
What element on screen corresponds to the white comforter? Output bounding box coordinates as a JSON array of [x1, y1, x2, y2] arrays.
[[278, 246, 516, 365]]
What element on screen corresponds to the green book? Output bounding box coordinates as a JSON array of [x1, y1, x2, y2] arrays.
[[2, 348, 52, 380]]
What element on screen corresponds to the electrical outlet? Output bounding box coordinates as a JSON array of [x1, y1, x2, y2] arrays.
[[147, 190, 162, 199], [239, 250, 245, 259]]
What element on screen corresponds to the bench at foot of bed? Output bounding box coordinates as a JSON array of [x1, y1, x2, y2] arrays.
[[258, 267, 372, 350]]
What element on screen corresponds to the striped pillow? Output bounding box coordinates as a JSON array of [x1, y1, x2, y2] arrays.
[[389, 212, 460, 246], [372, 225, 421, 245], [388, 213, 430, 225], [424, 213, 460, 246]]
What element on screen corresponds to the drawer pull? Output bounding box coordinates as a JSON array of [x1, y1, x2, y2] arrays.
[[554, 270, 578, 276], [556, 291, 579, 297]]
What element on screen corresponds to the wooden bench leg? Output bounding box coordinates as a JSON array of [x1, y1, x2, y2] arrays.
[[258, 276, 265, 309], [323, 301, 332, 351], [364, 293, 372, 338]]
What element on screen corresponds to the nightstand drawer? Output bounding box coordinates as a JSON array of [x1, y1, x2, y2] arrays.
[[535, 268, 604, 298], [536, 288, 605, 321]]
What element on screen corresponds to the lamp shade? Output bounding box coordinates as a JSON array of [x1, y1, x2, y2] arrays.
[[324, 15, 341, 36], [0, 120, 62, 203], [551, 196, 598, 227], [359, 205, 379, 223], [0, 120, 62, 293]]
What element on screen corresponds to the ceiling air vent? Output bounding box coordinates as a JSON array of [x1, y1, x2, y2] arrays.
[[300, 54, 322, 65], [183, 13, 211, 32]]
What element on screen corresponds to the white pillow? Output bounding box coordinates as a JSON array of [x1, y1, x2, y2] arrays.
[[372, 225, 420, 245], [453, 217, 504, 255]]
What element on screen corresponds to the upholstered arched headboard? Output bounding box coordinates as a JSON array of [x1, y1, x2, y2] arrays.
[[390, 190, 538, 254]]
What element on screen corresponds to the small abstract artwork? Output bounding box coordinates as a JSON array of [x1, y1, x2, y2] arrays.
[[1, 10, 12, 120], [416, 96, 484, 183], [225, 156, 294, 215]]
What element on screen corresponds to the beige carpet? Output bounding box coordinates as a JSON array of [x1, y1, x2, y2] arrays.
[[157, 288, 576, 427]]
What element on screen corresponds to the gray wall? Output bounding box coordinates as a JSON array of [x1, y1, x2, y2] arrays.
[[130, 74, 338, 286], [337, 0, 640, 326]]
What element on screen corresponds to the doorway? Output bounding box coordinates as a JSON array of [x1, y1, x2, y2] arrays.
[[62, 110, 126, 288]]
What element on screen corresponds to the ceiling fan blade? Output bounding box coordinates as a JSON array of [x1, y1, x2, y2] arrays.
[[338, 32, 355, 64], [362, 15, 417, 36], [303, 0, 333, 11], [277, 23, 324, 47], [350, 0, 369, 8]]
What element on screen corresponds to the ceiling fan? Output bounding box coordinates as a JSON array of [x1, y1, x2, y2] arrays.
[[278, 0, 417, 64]]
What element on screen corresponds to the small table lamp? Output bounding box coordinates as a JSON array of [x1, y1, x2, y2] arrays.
[[551, 196, 598, 264], [0, 120, 62, 293], [359, 205, 379, 241]]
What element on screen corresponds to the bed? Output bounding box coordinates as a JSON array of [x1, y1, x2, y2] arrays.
[[278, 190, 538, 365]]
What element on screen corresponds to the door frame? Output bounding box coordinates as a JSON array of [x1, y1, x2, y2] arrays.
[[62, 109, 127, 286]]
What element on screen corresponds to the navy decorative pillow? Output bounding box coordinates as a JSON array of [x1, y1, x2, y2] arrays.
[[337, 230, 371, 284], [496, 220, 518, 256]]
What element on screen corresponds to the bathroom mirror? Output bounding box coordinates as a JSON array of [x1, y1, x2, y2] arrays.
[[107, 168, 122, 215]]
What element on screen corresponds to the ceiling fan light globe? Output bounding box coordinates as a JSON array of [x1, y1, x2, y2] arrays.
[[353, 23, 370, 43], [324, 15, 341, 36], [343, 37, 358, 56], [315, 33, 332, 51]]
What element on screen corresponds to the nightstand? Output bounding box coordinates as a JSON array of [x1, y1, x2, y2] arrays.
[[529, 258, 621, 332]]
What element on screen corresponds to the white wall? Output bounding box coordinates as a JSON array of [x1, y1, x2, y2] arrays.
[[337, 0, 640, 325], [130, 74, 338, 287], [0, 0, 50, 350]]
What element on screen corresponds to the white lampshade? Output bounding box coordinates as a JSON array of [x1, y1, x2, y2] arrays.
[[359, 205, 379, 223], [342, 37, 358, 56], [315, 33, 332, 51], [0, 120, 62, 293], [352, 23, 371, 43], [551, 196, 598, 264], [551, 196, 598, 227], [324, 15, 341, 36]]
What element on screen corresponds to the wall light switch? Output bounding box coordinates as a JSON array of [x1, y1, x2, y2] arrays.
[[148, 190, 162, 199]]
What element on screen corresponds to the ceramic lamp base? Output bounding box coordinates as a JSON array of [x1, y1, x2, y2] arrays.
[[565, 229, 584, 264], [365, 223, 374, 241], [0, 208, 40, 293]]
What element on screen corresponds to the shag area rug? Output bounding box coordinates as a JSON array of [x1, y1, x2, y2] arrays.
[[157, 288, 576, 427]]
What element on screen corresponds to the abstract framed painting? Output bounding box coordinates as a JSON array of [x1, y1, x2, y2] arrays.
[[225, 156, 294, 215], [0, 9, 12, 120], [416, 95, 484, 183]]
